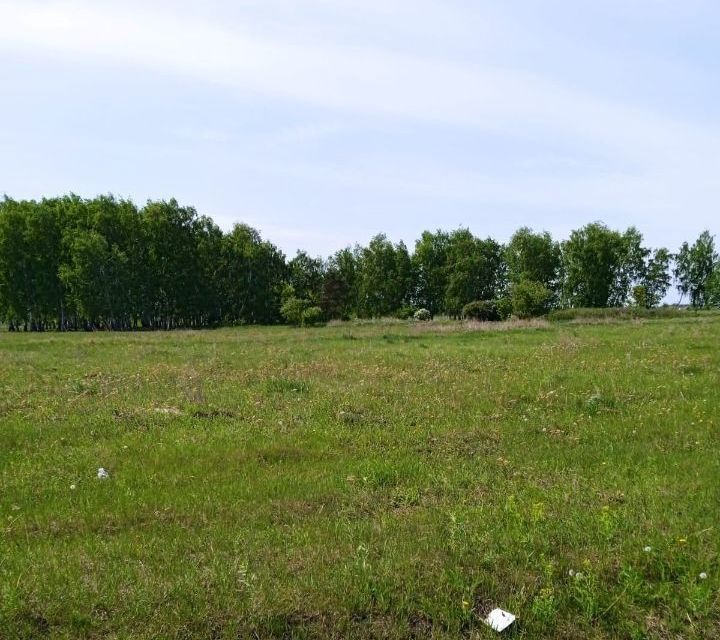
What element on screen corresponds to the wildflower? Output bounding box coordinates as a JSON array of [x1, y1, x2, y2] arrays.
[[678, 538, 687, 544], [699, 572, 708, 580], [643, 546, 652, 552], [97, 467, 110, 480], [70, 484, 77, 490], [568, 569, 575, 577], [575, 572, 584, 579]]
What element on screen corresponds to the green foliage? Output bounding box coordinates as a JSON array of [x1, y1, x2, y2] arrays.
[[496, 296, 513, 320], [462, 299, 500, 321], [221, 223, 286, 325], [0, 197, 285, 330], [0, 194, 713, 329], [357, 235, 414, 318], [288, 251, 324, 305], [394, 304, 416, 320], [413, 308, 431, 321], [280, 287, 324, 327], [511, 280, 553, 318], [631, 285, 648, 309], [708, 267, 720, 307], [280, 295, 307, 326], [506, 227, 561, 292], [444, 229, 505, 318], [642, 247, 672, 307], [301, 305, 324, 326], [675, 231, 718, 307], [561, 223, 649, 308], [412, 230, 450, 316], [321, 247, 358, 320]]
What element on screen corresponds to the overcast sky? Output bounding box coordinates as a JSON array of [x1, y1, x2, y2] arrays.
[[0, 0, 718, 258]]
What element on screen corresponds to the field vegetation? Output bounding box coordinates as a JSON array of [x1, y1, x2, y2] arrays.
[[2, 316, 719, 638]]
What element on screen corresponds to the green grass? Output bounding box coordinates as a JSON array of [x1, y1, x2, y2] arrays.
[[546, 306, 720, 322], [1, 318, 719, 639]]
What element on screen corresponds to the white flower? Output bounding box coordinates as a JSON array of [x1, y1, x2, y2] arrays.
[[70, 484, 77, 490], [97, 467, 110, 480], [575, 572, 584, 580], [643, 546, 652, 552], [699, 572, 708, 580], [568, 569, 575, 577]]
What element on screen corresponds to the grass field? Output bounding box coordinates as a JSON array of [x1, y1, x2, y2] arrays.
[[1, 317, 719, 639]]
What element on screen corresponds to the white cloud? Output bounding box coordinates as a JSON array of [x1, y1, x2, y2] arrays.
[[0, 0, 718, 257], [0, 0, 716, 164]]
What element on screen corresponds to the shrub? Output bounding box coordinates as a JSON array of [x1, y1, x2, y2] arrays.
[[631, 285, 648, 309], [281, 298, 324, 326], [496, 297, 513, 320], [395, 305, 416, 320], [511, 280, 553, 318], [302, 306, 324, 326], [462, 300, 500, 321], [413, 308, 431, 321], [280, 297, 307, 326]]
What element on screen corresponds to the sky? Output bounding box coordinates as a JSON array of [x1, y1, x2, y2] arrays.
[[0, 0, 718, 259]]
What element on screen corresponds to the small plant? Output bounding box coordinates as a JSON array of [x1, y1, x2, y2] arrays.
[[531, 557, 558, 626], [396, 305, 416, 320], [413, 308, 431, 321], [462, 300, 500, 321], [264, 377, 309, 393], [280, 297, 324, 326], [280, 296, 307, 326], [511, 280, 553, 318], [302, 306, 324, 326]]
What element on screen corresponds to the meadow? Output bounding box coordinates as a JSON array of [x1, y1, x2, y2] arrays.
[[1, 317, 718, 639]]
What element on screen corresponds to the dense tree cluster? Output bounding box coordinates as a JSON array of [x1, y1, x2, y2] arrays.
[[0, 195, 718, 330]]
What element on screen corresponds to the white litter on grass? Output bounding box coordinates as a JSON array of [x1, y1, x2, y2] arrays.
[[699, 572, 708, 580], [485, 608, 516, 632], [97, 467, 110, 480]]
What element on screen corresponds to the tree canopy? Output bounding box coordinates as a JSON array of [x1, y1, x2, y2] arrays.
[[0, 195, 716, 330]]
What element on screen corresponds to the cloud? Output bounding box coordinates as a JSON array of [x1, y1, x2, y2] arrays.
[[0, 0, 718, 258], [0, 0, 716, 164]]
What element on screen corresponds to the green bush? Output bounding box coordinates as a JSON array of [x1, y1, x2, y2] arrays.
[[511, 280, 553, 318], [462, 300, 500, 321], [631, 285, 648, 309], [496, 297, 513, 320], [280, 297, 308, 326], [413, 308, 431, 321], [302, 306, 324, 326], [395, 305, 416, 320], [281, 298, 324, 326]]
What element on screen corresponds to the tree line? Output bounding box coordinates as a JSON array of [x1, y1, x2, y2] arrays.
[[0, 195, 718, 330]]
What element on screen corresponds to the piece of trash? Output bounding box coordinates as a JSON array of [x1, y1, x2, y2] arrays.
[[699, 572, 708, 580], [485, 608, 516, 632], [97, 467, 110, 480], [70, 484, 77, 490], [643, 546, 652, 552]]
